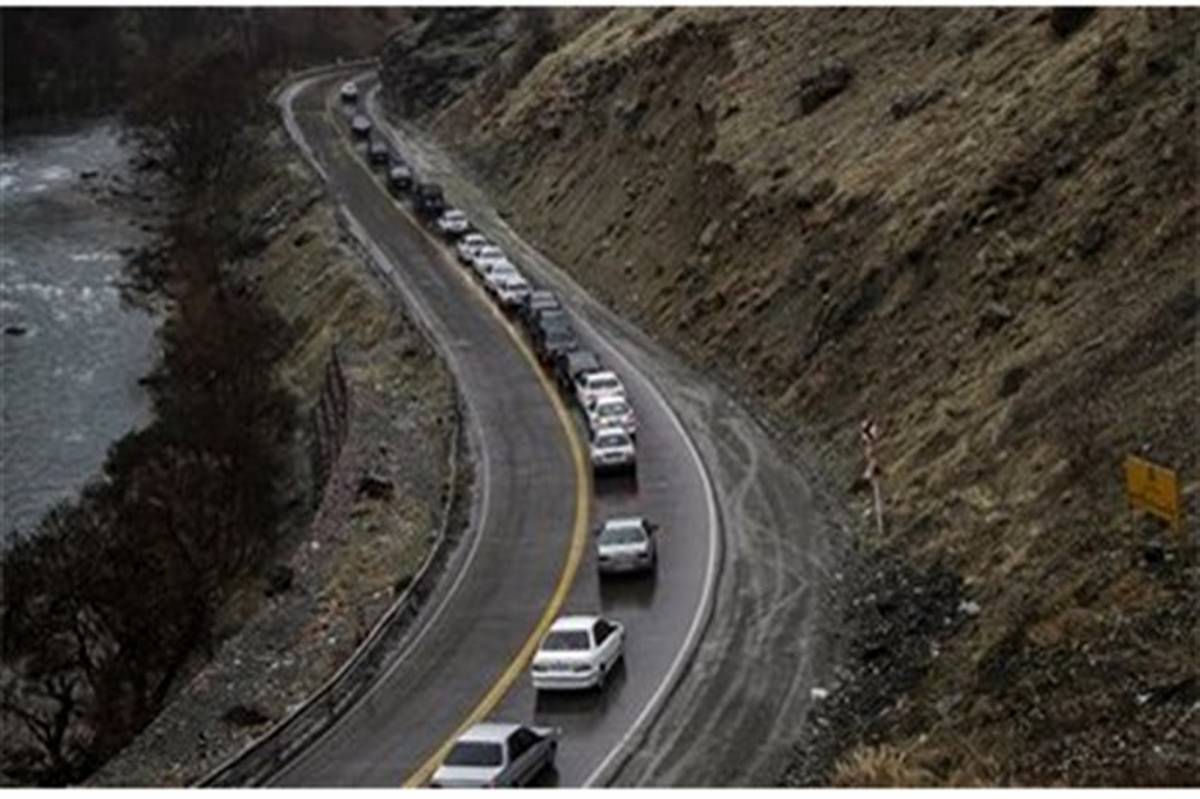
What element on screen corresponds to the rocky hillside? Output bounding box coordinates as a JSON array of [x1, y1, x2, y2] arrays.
[[381, 7, 1198, 786]]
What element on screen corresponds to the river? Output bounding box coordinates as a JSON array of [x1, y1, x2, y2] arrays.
[[1, 122, 160, 542]]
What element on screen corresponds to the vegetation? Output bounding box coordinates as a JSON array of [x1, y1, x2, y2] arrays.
[[0, 10, 390, 785]]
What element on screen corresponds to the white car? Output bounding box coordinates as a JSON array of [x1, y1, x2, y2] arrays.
[[575, 369, 626, 411], [457, 232, 489, 264], [351, 114, 372, 138], [471, 244, 508, 278], [430, 722, 558, 788], [589, 425, 636, 475], [495, 276, 532, 309], [587, 395, 638, 438], [436, 208, 471, 238], [484, 262, 522, 295], [531, 615, 625, 692], [340, 81, 359, 102], [596, 517, 658, 576]]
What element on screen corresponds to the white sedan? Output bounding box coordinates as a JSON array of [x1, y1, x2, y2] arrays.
[[457, 232, 489, 264], [531, 615, 625, 692], [484, 262, 522, 295], [575, 369, 626, 411], [496, 276, 532, 309], [471, 244, 508, 278], [430, 722, 558, 787], [596, 517, 658, 576], [587, 395, 638, 438], [589, 425, 636, 475], [436, 208, 471, 238]]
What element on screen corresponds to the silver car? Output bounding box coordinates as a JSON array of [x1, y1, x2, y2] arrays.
[[431, 722, 558, 787], [589, 425, 636, 475], [596, 517, 658, 576]]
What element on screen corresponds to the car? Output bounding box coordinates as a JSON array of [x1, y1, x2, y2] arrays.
[[457, 232, 489, 264], [537, 325, 580, 365], [518, 290, 560, 328], [596, 517, 658, 576], [589, 425, 636, 475], [470, 244, 508, 278], [495, 275, 532, 310], [554, 349, 602, 393], [531, 615, 625, 692], [575, 369, 626, 411], [415, 181, 446, 218], [484, 262, 522, 295], [388, 164, 413, 194], [351, 114, 372, 139], [436, 208, 471, 238], [368, 140, 390, 165], [430, 722, 559, 788], [587, 395, 638, 438], [531, 313, 571, 352], [340, 81, 359, 103]]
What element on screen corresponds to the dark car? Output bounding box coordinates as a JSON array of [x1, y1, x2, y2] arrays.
[[415, 182, 446, 219], [537, 325, 580, 365], [554, 349, 602, 393], [388, 164, 413, 194], [518, 290, 561, 331], [351, 114, 372, 139], [368, 140, 390, 166]]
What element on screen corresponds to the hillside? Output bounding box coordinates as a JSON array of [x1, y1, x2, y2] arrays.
[[381, 7, 1198, 786]]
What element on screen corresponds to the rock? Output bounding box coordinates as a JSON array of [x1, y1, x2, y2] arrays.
[[80, 168, 100, 180], [4, 325, 28, 337], [979, 301, 1014, 334], [698, 219, 720, 251], [797, 58, 854, 115], [958, 599, 982, 617], [998, 364, 1029, 398], [1048, 8, 1096, 39], [1077, 220, 1108, 257], [810, 687, 830, 701], [1146, 53, 1176, 77], [293, 230, 315, 248], [358, 472, 394, 500], [265, 564, 294, 597], [221, 704, 271, 727]]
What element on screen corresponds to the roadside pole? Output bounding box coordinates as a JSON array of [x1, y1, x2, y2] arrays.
[[861, 418, 885, 538]]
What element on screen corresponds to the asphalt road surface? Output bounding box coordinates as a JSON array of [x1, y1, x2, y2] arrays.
[[269, 71, 719, 787]]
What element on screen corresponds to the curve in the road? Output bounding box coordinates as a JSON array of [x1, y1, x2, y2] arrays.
[[262, 70, 719, 788]]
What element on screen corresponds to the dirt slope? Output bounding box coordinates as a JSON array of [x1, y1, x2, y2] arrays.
[[381, 7, 1197, 786]]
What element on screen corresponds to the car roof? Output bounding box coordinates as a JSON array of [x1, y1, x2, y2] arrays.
[[459, 722, 522, 743], [551, 615, 600, 632], [603, 516, 646, 529], [593, 395, 628, 407], [586, 370, 620, 382]]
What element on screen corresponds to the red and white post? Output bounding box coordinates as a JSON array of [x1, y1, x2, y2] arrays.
[[861, 418, 885, 537]]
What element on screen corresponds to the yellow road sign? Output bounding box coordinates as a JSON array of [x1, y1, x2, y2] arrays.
[[1123, 455, 1182, 535]]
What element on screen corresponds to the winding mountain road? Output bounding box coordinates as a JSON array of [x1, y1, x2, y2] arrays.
[[256, 66, 842, 787]]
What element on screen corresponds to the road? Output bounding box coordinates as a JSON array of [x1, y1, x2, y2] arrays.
[[268, 71, 719, 787], [367, 79, 849, 786]]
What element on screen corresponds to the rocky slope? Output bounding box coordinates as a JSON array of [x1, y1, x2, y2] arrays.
[[381, 7, 1198, 786]]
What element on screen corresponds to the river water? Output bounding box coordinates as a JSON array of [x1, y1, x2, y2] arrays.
[[1, 123, 159, 542]]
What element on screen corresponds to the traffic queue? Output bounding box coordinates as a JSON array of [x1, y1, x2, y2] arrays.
[[340, 81, 663, 788]]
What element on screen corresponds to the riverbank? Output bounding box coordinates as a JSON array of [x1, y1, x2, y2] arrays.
[[88, 118, 459, 786]]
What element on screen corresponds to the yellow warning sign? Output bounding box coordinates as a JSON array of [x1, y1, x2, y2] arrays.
[[1124, 455, 1182, 535]]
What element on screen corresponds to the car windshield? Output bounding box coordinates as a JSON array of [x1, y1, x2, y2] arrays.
[[444, 741, 504, 767], [542, 630, 591, 651], [600, 524, 646, 545], [597, 402, 630, 417], [595, 432, 629, 448], [547, 331, 575, 346], [589, 377, 620, 392]]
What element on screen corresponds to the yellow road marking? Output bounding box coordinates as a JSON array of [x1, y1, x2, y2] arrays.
[[317, 79, 590, 788]]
